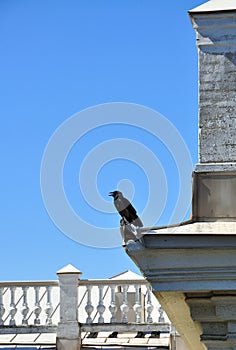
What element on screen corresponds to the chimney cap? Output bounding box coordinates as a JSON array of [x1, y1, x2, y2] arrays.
[[189, 0, 236, 13]]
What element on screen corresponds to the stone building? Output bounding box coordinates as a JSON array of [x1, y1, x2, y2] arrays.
[[124, 1, 236, 349]]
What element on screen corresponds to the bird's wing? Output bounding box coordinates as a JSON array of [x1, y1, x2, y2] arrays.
[[125, 203, 137, 219], [113, 196, 143, 226], [115, 198, 136, 213], [122, 198, 137, 214], [114, 199, 127, 215]]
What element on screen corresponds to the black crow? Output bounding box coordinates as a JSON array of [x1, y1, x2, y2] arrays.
[[109, 191, 143, 227]]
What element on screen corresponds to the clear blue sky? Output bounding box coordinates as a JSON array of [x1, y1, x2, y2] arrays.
[[1, 0, 202, 281]]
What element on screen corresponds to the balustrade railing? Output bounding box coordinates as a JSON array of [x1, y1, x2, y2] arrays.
[[0, 273, 170, 334], [0, 281, 59, 331], [78, 279, 166, 325]]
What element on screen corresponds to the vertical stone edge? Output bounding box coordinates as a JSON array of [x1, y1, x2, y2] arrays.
[[56, 264, 82, 350]]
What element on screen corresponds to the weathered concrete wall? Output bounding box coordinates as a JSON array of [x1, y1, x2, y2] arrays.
[[199, 51, 236, 163], [190, 11, 236, 219], [190, 12, 236, 164]]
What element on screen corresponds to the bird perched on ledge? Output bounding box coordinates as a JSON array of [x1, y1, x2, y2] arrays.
[[109, 190, 143, 227]]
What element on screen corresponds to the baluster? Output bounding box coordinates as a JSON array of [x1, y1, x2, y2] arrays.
[[9, 287, 17, 326], [97, 285, 105, 323], [120, 285, 129, 323], [158, 305, 165, 323], [33, 286, 42, 325], [45, 286, 53, 325], [146, 285, 154, 323], [21, 287, 29, 325], [133, 284, 142, 323], [85, 285, 94, 323], [0, 288, 5, 325], [109, 284, 117, 323]]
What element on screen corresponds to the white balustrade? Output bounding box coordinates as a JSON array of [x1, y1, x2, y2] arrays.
[[33, 286, 42, 325], [109, 284, 117, 323], [0, 273, 170, 333], [97, 285, 106, 323], [158, 305, 165, 323], [21, 287, 29, 325], [133, 284, 142, 323], [0, 287, 5, 325], [9, 287, 17, 326], [45, 286, 53, 325], [85, 285, 94, 323], [146, 285, 154, 323], [120, 285, 129, 323], [77, 281, 167, 325], [0, 282, 58, 328]]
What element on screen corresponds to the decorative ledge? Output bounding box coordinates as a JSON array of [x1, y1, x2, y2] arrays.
[[123, 223, 236, 350], [125, 225, 236, 292]]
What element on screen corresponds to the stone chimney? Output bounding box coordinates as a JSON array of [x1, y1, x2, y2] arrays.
[[189, 0, 236, 220]]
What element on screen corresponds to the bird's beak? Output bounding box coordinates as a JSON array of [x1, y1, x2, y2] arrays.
[[109, 191, 114, 196]]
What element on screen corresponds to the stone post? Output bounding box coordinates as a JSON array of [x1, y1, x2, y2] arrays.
[[56, 264, 82, 350]]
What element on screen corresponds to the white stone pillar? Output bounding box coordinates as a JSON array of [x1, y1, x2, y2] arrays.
[[56, 264, 82, 350]]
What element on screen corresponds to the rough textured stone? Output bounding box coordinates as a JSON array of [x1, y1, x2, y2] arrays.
[[199, 52, 236, 163]]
